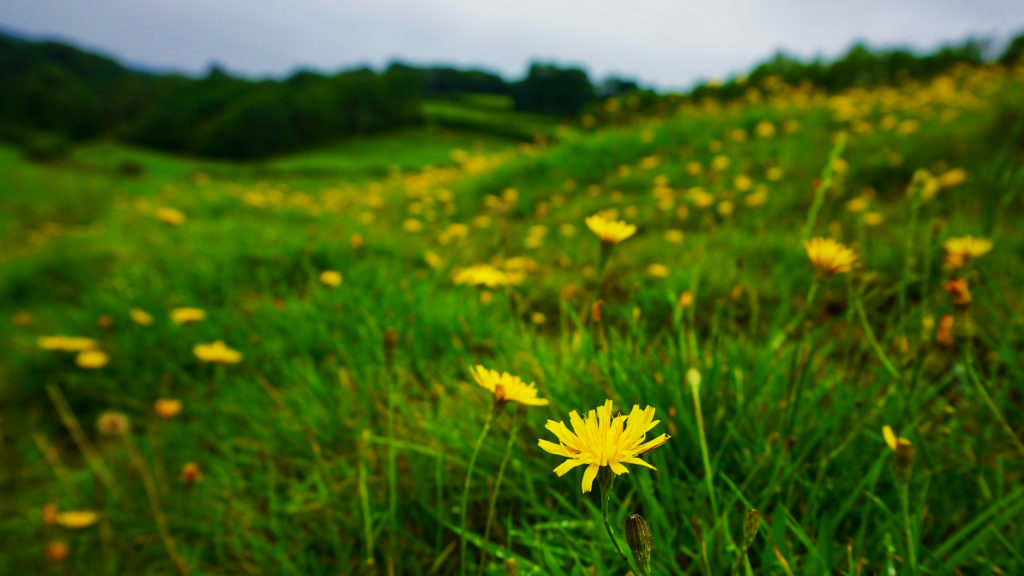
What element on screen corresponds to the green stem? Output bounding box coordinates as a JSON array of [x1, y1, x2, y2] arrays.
[[599, 476, 631, 568], [900, 482, 917, 575], [459, 405, 497, 576], [691, 380, 719, 521], [477, 411, 523, 576], [386, 363, 398, 571], [853, 296, 902, 380], [773, 276, 820, 351], [900, 186, 923, 341]]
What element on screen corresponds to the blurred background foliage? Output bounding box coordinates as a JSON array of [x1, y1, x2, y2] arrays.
[[2, 29, 1023, 160]]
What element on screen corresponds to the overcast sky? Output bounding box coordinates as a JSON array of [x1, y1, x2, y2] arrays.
[[2, 1, 1022, 90]]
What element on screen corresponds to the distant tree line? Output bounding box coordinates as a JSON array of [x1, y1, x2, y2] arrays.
[[689, 33, 1024, 102], [2, 28, 1022, 159]]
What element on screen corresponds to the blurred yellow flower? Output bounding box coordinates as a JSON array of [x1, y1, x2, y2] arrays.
[[717, 200, 735, 216], [937, 168, 967, 188], [711, 155, 730, 171], [320, 270, 343, 287], [402, 218, 423, 233], [585, 214, 636, 245], [862, 212, 885, 227], [156, 207, 186, 226], [845, 196, 870, 213], [943, 236, 992, 269], [648, 263, 670, 278], [76, 349, 109, 369], [453, 264, 524, 288], [804, 237, 858, 275], [97, 411, 130, 436], [538, 400, 671, 493], [170, 308, 206, 325], [38, 336, 98, 352], [155, 398, 184, 419], [664, 229, 684, 244], [130, 308, 154, 326], [193, 340, 243, 364], [745, 188, 769, 207], [56, 510, 101, 530], [469, 365, 549, 407]]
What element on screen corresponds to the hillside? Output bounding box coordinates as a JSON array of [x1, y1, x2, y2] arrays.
[[1, 50, 1023, 574]]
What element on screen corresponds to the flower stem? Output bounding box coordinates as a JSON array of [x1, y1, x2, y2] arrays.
[[691, 378, 719, 521], [899, 482, 917, 575], [477, 410, 523, 576], [599, 474, 631, 569], [459, 405, 497, 576]]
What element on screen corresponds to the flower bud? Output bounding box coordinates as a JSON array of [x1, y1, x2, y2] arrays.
[[742, 509, 761, 551], [624, 514, 653, 576], [45, 540, 69, 563]]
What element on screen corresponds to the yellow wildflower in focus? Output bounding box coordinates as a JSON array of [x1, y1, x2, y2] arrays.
[[943, 236, 992, 269], [469, 365, 549, 407], [56, 510, 101, 530], [156, 207, 186, 226], [130, 308, 154, 326], [76, 349, 109, 370], [38, 336, 99, 352], [193, 341, 243, 364], [804, 238, 858, 275], [648, 263, 670, 278], [320, 270, 343, 287], [170, 308, 206, 325], [585, 214, 636, 245], [538, 400, 671, 493]]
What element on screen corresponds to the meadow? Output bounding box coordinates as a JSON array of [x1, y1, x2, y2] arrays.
[[1, 60, 1024, 576]]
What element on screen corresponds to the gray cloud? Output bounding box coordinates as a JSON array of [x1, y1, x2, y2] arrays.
[[2, 0, 1022, 89]]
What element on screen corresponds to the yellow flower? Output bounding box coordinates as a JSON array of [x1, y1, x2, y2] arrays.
[[585, 214, 636, 245], [320, 270, 343, 287], [156, 207, 186, 226], [56, 510, 101, 530], [97, 411, 131, 436], [469, 365, 549, 407], [943, 236, 992, 269], [803, 237, 858, 275], [664, 229, 684, 244], [937, 168, 966, 188], [76, 349, 109, 369], [38, 336, 99, 352], [130, 308, 154, 326], [193, 340, 243, 364], [453, 264, 524, 288], [648, 263, 670, 278], [154, 398, 184, 419], [538, 400, 670, 493], [862, 212, 885, 227], [170, 307, 206, 325]]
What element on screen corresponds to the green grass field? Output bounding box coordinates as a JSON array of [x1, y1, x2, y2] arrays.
[[2, 64, 1024, 575]]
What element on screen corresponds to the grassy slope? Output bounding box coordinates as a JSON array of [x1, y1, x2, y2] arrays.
[[1, 68, 1023, 575]]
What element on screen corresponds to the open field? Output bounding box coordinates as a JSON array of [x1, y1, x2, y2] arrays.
[[2, 62, 1024, 575]]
